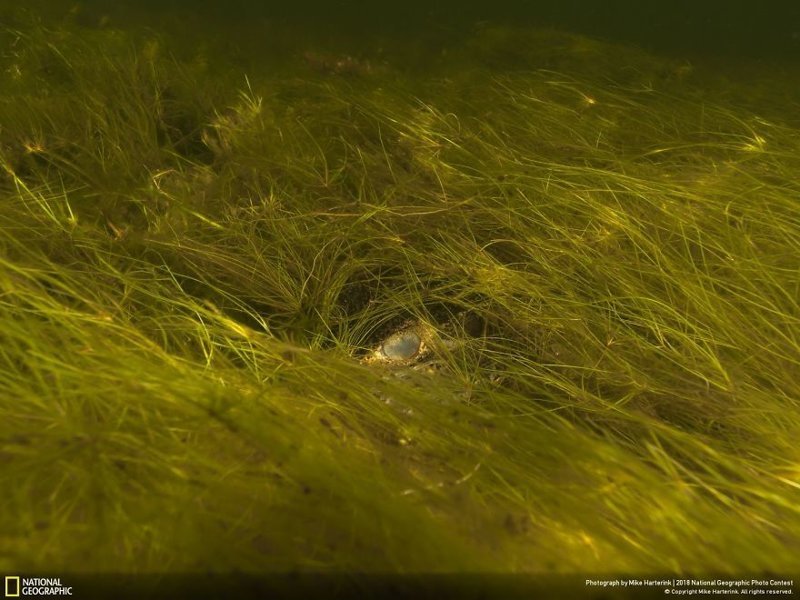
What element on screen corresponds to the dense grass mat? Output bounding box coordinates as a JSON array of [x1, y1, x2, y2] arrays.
[[1, 11, 798, 575]]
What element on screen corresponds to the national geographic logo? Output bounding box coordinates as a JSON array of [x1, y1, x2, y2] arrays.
[[4, 577, 73, 597]]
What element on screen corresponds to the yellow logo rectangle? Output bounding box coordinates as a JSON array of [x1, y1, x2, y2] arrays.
[[5, 576, 20, 598]]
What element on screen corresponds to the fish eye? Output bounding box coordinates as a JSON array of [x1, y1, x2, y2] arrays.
[[380, 330, 422, 361]]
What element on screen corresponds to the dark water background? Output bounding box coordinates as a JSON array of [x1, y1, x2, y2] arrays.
[[54, 0, 800, 63]]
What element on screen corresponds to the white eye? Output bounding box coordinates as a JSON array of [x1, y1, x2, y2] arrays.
[[381, 330, 422, 361]]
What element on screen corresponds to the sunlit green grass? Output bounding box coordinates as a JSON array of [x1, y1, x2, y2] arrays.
[[1, 14, 799, 575]]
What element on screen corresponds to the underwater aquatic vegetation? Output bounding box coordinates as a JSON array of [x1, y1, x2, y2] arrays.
[[302, 50, 377, 76], [1, 13, 799, 581]]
